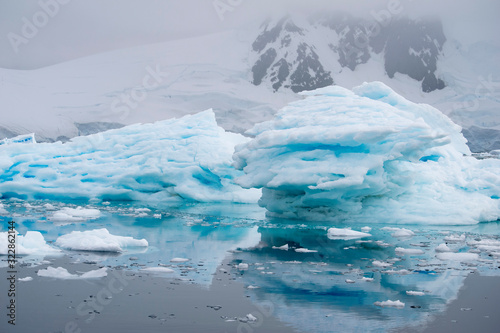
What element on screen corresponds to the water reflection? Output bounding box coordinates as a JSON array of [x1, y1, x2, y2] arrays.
[[1, 200, 499, 332]]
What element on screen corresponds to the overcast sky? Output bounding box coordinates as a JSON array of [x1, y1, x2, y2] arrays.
[[1, 0, 498, 69]]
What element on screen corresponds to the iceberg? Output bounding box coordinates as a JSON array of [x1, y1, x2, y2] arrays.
[[0, 231, 60, 255], [55, 228, 148, 252], [0, 110, 260, 203], [37, 266, 108, 279], [233, 82, 500, 224]]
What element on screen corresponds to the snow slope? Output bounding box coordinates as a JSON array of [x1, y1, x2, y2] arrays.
[[0, 30, 295, 142]]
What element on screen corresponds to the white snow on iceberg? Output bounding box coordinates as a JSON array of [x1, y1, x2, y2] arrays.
[[233, 82, 500, 224], [0, 231, 60, 255], [37, 266, 107, 279], [55, 228, 148, 252], [0, 110, 260, 203]]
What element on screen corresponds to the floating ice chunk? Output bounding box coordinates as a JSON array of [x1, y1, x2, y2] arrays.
[[395, 247, 425, 255], [374, 300, 405, 308], [468, 238, 500, 247], [141, 267, 175, 274], [0, 231, 60, 255], [43, 203, 56, 210], [295, 248, 318, 253], [55, 228, 148, 252], [444, 234, 466, 242], [247, 285, 260, 289], [238, 263, 249, 270], [372, 260, 393, 268], [361, 226, 372, 233], [50, 207, 101, 222], [233, 82, 500, 224], [406, 291, 425, 296], [272, 244, 289, 251], [383, 269, 412, 275], [435, 243, 452, 253], [0, 111, 260, 203], [382, 227, 415, 238], [345, 279, 355, 283], [327, 227, 371, 240], [37, 267, 107, 279], [170, 258, 190, 263], [18, 277, 33, 282], [361, 277, 374, 282], [436, 252, 479, 261], [153, 214, 162, 219]]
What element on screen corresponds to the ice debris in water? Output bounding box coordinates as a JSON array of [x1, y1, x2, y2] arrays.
[[0, 231, 60, 255], [37, 267, 107, 279], [374, 300, 405, 308], [50, 206, 101, 222], [327, 227, 372, 239], [55, 228, 148, 252], [0, 110, 260, 203], [233, 82, 500, 224]]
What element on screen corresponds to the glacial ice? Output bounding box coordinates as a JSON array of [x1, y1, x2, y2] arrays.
[[0, 110, 260, 203], [37, 266, 108, 279], [233, 82, 500, 224], [55, 228, 148, 252], [0, 230, 60, 255]]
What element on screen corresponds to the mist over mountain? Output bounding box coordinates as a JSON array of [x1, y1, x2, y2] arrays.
[[251, 13, 446, 93], [0, 3, 498, 152]]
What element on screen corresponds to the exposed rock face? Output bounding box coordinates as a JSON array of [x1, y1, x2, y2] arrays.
[[251, 13, 447, 93]]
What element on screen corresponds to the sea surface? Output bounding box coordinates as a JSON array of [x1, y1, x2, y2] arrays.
[[1, 200, 499, 332]]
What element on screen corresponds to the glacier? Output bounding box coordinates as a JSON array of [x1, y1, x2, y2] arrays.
[[0, 110, 260, 203], [233, 82, 500, 224]]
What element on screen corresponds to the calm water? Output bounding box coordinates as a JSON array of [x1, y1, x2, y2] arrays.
[[1, 199, 499, 332]]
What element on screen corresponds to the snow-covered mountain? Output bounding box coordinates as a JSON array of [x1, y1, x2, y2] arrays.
[[251, 14, 446, 93], [0, 11, 498, 152]]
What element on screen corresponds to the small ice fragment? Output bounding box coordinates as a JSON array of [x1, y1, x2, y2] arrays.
[[153, 214, 162, 219], [374, 300, 405, 308], [444, 234, 466, 242], [381, 227, 415, 238], [247, 285, 260, 289], [272, 244, 289, 251], [170, 258, 189, 263], [395, 247, 424, 255], [361, 226, 372, 233], [37, 267, 107, 279], [295, 248, 318, 253], [238, 263, 249, 270], [327, 227, 371, 239], [43, 203, 56, 210], [345, 279, 355, 284], [141, 267, 175, 273], [246, 314, 257, 322], [18, 277, 33, 282], [361, 277, 374, 282], [435, 243, 452, 253], [436, 253, 479, 261], [406, 291, 425, 296], [372, 260, 392, 268]]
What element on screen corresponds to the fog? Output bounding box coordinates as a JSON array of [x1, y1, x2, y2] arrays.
[[0, 0, 498, 69]]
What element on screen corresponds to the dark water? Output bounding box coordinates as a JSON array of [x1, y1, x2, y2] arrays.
[[1, 200, 499, 332]]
